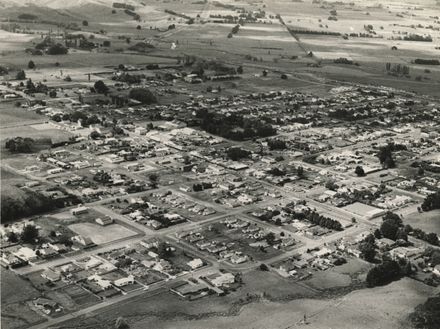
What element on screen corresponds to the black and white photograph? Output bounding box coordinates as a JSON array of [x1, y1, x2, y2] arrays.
[[0, 0, 439, 328]]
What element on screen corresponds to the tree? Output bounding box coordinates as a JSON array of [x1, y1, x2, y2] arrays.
[[268, 139, 287, 150], [380, 219, 400, 240], [237, 65, 243, 74], [425, 233, 439, 246], [259, 263, 269, 271], [149, 173, 159, 188], [28, 60, 35, 69], [94, 80, 108, 94], [297, 166, 304, 178], [16, 70, 26, 80], [115, 317, 130, 329], [48, 90, 57, 98], [89, 131, 102, 140], [377, 145, 396, 168], [7, 231, 19, 243], [396, 228, 408, 241], [136, 25, 141, 30], [156, 242, 172, 259], [20, 224, 39, 244], [58, 234, 73, 247], [265, 232, 276, 245], [82, 20, 88, 26], [355, 165, 365, 177], [129, 88, 157, 104], [409, 296, 440, 329], [226, 147, 250, 161], [421, 190, 440, 212], [359, 241, 376, 262], [366, 260, 401, 287], [47, 43, 68, 55], [5, 137, 35, 153]]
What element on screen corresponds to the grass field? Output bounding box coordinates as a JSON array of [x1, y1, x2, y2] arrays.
[[68, 222, 138, 244], [403, 210, 440, 235], [0, 123, 74, 154], [1, 268, 46, 329], [54, 275, 436, 329], [0, 103, 44, 128]]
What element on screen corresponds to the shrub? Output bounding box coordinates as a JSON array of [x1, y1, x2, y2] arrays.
[[129, 88, 157, 104]]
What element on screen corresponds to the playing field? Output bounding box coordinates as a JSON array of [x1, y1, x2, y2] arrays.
[[68, 222, 137, 244]]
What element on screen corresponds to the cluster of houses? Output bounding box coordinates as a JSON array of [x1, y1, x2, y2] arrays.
[[120, 196, 186, 230]]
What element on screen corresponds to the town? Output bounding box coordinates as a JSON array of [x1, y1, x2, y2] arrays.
[[1, 0, 439, 329]]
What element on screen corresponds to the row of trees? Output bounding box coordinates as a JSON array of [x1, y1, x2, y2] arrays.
[[377, 143, 403, 168], [374, 212, 439, 246], [421, 190, 440, 211], [5, 137, 35, 153], [6, 224, 39, 244], [267, 139, 287, 150], [1, 189, 78, 223], [197, 109, 276, 141], [385, 62, 410, 76], [226, 147, 251, 161], [366, 259, 412, 287], [283, 207, 343, 231]]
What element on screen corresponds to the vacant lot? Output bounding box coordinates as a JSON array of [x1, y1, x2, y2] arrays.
[[68, 222, 138, 244]]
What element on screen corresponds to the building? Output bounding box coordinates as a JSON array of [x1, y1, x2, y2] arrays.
[[14, 247, 38, 262], [70, 206, 89, 216], [41, 269, 61, 282], [72, 235, 95, 247], [95, 216, 114, 226], [206, 272, 235, 287], [187, 258, 204, 270], [33, 298, 62, 314], [114, 275, 135, 287]]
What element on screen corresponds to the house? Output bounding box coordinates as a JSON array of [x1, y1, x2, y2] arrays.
[[114, 275, 135, 287], [230, 254, 248, 264], [206, 272, 235, 287], [88, 274, 112, 290], [1, 252, 27, 268], [72, 235, 95, 247], [154, 259, 172, 272], [389, 247, 421, 260], [83, 257, 102, 270], [187, 258, 204, 270], [14, 247, 38, 262], [134, 127, 147, 135], [376, 238, 395, 250], [313, 247, 332, 258], [37, 245, 58, 259], [171, 282, 209, 298], [140, 238, 160, 249], [95, 216, 114, 226], [41, 269, 61, 282], [33, 298, 62, 314]]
